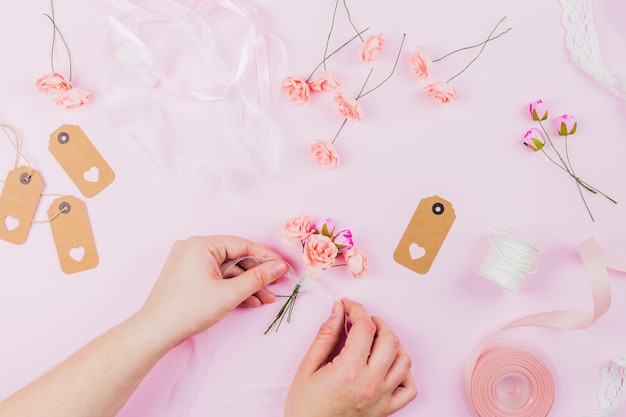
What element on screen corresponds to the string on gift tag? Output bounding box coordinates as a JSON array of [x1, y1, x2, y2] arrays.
[[476, 228, 540, 293], [31, 194, 70, 224], [0, 124, 33, 173]]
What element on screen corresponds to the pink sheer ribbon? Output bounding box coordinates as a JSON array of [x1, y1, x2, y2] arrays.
[[102, 0, 286, 189], [465, 239, 626, 416]]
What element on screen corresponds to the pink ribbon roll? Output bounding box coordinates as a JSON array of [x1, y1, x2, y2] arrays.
[[466, 238, 626, 417]]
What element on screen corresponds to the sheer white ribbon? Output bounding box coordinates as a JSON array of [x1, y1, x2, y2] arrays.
[[102, 0, 286, 189]]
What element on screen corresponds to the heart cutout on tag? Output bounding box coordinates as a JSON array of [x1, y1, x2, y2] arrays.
[[409, 243, 426, 260], [3, 215, 20, 232], [69, 246, 86, 262], [83, 167, 99, 183]]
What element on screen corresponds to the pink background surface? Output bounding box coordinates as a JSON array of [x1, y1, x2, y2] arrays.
[[1, 0, 626, 416]]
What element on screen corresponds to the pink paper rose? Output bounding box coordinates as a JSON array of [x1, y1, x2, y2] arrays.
[[281, 215, 312, 246], [308, 71, 340, 92], [334, 229, 354, 252], [36, 72, 72, 94], [409, 46, 432, 80], [282, 77, 311, 105], [310, 140, 339, 168], [303, 234, 339, 278], [523, 128, 545, 152], [344, 246, 367, 278], [54, 87, 91, 109], [529, 99, 548, 121], [313, 218, 336, 237], [334, 92, 361, 120], [556, 114, 577, 136], [424, 81, 457, 104], [361, 34, 385, 62]]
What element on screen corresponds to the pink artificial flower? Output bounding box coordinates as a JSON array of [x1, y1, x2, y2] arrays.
[[529, 99, 548, 121], [281, 77, 311, 105], [310, 139, 339, 168], [303, 234, 339, 278], [313, 218, 336, 237], [409, 46, 432, 80], [523, 128, 545, 152], [556, 114, 577, 136], [308, 71, 340, 92], [424, 81, 457, 104], [54, 87, 91, 109], [36, 72, 72, 94], [334, 92, 361, 120], [344, 246, 367, 278], [333, 229, 354, 253], [361, 34, 385, 62], [281, 215, 312, 246]]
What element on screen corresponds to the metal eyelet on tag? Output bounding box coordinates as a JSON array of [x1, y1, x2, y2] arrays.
[[48, 124, 115, 198], [0, 167, 44, 245], [394, 195, 456, 274]]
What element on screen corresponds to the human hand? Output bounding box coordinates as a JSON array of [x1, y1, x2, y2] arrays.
[[284, 298, 417, 417], [139, 235, 288, 348]]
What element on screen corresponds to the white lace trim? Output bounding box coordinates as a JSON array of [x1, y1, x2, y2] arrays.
[[580, 354, 626, 417], [560, 0, 626, 99]]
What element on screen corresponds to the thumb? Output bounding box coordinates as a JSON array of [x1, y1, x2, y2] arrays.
[[297, 301, 345, 375], [228, 260, 288, 302]]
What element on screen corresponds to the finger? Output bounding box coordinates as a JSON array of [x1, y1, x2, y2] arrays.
[[296, 301, 345, 375], [384, 343, 412, 389], [368, 316, 400, 373], [388, 372, 418, 414], [254, 287, 277, 304], [339, 298, 376, 366], [240, 295, 261, 308], [227, 260, 289, 305], [223, 264, 245, 278], [203, 235, 284, 264]]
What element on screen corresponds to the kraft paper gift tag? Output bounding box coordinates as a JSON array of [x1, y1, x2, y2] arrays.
[[0, 167, 44, 244]]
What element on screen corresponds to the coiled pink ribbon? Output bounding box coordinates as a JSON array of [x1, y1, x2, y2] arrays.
[[465, 238, 626, 416]]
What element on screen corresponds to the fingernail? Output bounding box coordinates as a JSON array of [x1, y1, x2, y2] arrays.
[[331, 301, 340, 317], [272, 261, 288, 277]]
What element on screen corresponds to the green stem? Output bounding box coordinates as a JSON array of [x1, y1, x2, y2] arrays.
[[331, 119, 348, 144], [538, 120, 570, 174], [307, 28, 370, 82], [264, 283, 301, 334], [433, 28, 512, 62], [357, 33, 406, 100], [44, 13, 73, 81], [322, 0, 341, 70], [343, 0, 364, 41], [50, 0, 56, 73], [447, 16, 510, 83]]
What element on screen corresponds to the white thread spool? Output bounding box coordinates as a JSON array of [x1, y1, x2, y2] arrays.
[[477, 229, 539, 293]]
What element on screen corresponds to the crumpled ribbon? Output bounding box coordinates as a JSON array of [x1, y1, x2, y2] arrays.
[[465, 238, 626, 416], [163, 256, 335, 417], [102, 0, 286, 189]]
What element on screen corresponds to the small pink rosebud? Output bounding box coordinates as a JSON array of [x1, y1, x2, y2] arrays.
[[308, 71, 340, 92], [409, 46, 432, 80], [556, 114, 577, 136], [281, 77, 311, 105], [529, 99, 548, 121], [281, 215, 312, 246], [333, 92, 361, 120], [313, 218, 336, 237], [36, 72, 72, 94], [424, 81, 457, 104], [344, 246, 367, 278], [54, 87, 91, 109], [333, 229, 354, 253], [310, 139, 339, 168], [523, 128, 545, 152], [361, 34, 385, 63]]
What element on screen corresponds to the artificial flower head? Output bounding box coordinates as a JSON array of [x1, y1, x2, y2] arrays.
[[36, 72, 72, 94], [361, 34, 385, 62], [424, 81, 457, 104], [556, 114, 577, 136], [523, 128, 545, 151], [308, 71, 340, 92], [333, 229, 354, 253], [310, 140, 339, 168], [333, 92, 361, 120], [281, 215, 312, 246], [302, 234, 339, 278], [345, 246, 368, 278], [281, 77, 311, 105], [409, 46, 432, 80], [529, 99, 548, 121], [54, 87, 91, 109], [313, 218, 337, 237]]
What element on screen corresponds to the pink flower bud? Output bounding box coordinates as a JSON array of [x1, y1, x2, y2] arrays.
[[409, 46, 432, 80], [344, 246, 367, 278], [281, 77, 311, 105], [556, 114, 577, 136], [529, 99, 548, 121], [361, 34, 385, 63], [523, 128, 545, 152], [310, 139, 339, 168], [333, 92, 361, 120], [308, 71, 340, 92], [313, 218, 336, 237], [333, 229, 354, 253]]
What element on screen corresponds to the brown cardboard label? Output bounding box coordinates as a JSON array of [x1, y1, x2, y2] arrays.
[[48, 195, 99, 274], [0, 167, 44, 244], [48, 125, 115, 198], [394, 195, 456, 274]]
